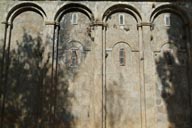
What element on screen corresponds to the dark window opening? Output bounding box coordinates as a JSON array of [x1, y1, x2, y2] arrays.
[[71, 49, 78, 66], [164, 51, 173, 66], [72, 13, 78, 24], [164, 15, 170, 26], [65, 50, 69, 64], [119, 48, 125, 66], [119, 14, 124, 25]]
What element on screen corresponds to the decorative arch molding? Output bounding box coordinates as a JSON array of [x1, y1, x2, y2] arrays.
[[150, 4, 190, 25], [69, 40, 83, 45], [6, 2, 47, 23], [67, 40, 84, 50], [54, 3, 94, 23], [150, 4, 191, 54], [112, 41, 132, 51], [153, 39, 184, 53], [160, 42, 177, 50], [102, 4, 142, 23]]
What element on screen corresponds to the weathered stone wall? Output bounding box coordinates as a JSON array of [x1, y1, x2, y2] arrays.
[[0, 1, 192, 128]]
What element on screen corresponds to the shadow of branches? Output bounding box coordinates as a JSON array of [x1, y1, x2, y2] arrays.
[[0, 29, 74, 128], [155, 13, 192, 128]]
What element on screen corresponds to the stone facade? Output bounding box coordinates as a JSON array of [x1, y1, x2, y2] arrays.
[[0, 1, 192, 128]]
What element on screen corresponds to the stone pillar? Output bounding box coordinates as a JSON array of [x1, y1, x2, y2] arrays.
[[102, 24, 107, 128], [141, 23, 156, 128], [138, 25, 146, 128], [44, 21, 57, 127], [91, 22, 104, 128]]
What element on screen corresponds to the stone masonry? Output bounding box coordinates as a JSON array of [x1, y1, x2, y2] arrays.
[[0, 1, 192, 128]]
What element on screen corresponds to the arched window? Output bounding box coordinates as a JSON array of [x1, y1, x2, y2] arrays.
[[64, 48, 80, 67], [163, 50, 174, 66], [71, 49, 78, 66], [119, 14, 125, 25], [164, 14, 171, 26], [119, 48, 125, 66], [71, 13, 78, 24], [63, 41, 84, 67]]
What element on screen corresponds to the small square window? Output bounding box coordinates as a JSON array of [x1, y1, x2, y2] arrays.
[[71, 13, 78, 25], [119, 14, 125, 25], [164, 15, 170, 26]]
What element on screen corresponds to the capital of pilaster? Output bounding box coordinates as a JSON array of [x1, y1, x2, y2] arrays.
[[1, 21, 13, 28], [90, 21, 107, 30], [45, 21, 60, 26], [137, 22, 154, 30]]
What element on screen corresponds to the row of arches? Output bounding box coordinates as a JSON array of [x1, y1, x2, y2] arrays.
[[1, 1, 191, 128], [5, 2, 190, 25]]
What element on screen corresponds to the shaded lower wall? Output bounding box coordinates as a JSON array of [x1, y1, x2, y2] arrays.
[[0, 11, 54, 128]]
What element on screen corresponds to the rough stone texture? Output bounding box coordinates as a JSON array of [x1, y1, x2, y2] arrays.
[[0, 1, 192, 128]]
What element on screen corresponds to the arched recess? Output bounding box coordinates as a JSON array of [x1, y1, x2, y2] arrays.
[[103, 4, 141, 52], [105, 41, 141, 128], [151, 4, 192, 128], [1, 2, 47, 75], [103, 5, 142, 128], [110, 42, 133, 68], [150, 4, 189, 25], [112, 41, 132, 51], [150, 4, 191, 52], [6, 2, 47, 23], [1, 2, 47, 76], [102, 4, 142, 23], [58, 40, 85, 67], [52, 3, 95, 128], [54, 3, 94, 23], [1, 2, 48, 128]]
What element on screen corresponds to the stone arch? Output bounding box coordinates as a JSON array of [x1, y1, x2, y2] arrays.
[[160, 42, 178, 56], [105, 36, 141, 128], [150, 4, 191, 52], [111, 42, 132, 66], [102, 4, 142, 23], [52, 5, 95, 128], [151, 4, 192, 128], [54, 3, 94, 22], [150, 4, 189, 25], [160, 42, 177, 50], [0, 2, 48, 128], [112, 41, 132, 51], [67, 40, 84, 49], [6, 2, 47, 23]]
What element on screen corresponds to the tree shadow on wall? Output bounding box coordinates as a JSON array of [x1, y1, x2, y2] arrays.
[[0, 29, 74, 128], [155, 13, 192, 128]]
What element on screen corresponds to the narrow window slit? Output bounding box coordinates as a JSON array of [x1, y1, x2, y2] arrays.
[[164, 15, 170, 26], [164, 50, 173, 66], [71, 49, 78, 66], [72, 13, 78, 24], [119, 14, 125, 25], [119, 48, 125, 66]]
